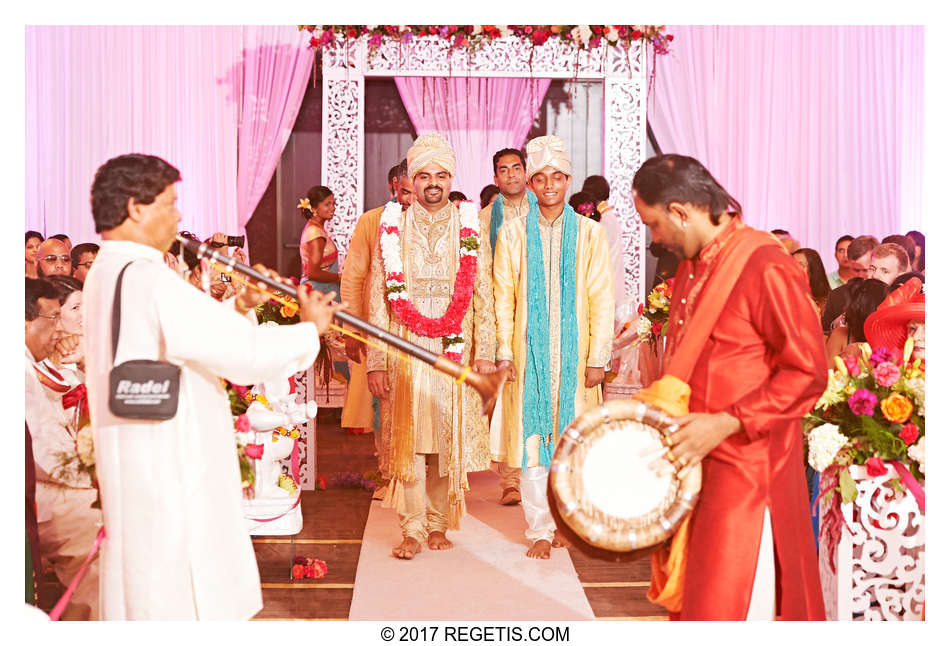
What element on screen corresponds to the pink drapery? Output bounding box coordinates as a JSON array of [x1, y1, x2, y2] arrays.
[[234, 26, 313, 230], [647, 26, 924, 270], [394, 77, 551, 201], [25, 26, 311, 246]]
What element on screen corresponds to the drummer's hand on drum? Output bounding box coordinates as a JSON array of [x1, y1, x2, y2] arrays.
[[584, 367, 606, 388], [669, 411, 742, 479], [367, 370, 391, 397], [495, 360, 516, 382]]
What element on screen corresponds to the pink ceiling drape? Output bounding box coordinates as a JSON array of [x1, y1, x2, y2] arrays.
[[647, 25, 924, 269], [25, 25, 312, 248], [395, 77, 551, 201]]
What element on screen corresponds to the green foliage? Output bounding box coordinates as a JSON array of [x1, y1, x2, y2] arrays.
[[255, 301, 300, 325], [862, 416, 905, 460], [839, 468, 858, 504]]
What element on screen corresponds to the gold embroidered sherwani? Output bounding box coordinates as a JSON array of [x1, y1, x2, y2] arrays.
[[367, 201, 495, 529], [493, 209, 615, 468], [340, 205, 384, 430], [477, 192, 534, 234]]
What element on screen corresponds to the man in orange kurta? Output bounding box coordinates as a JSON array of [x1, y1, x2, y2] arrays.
[[633, 154, 826, 620], [340, 161, 414, 453]]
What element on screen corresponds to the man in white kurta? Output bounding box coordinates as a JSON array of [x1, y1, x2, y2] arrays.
[[494, 136, 615, 559], [83, 153, 342, 620]]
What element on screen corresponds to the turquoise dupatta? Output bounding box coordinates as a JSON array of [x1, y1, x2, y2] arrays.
[[490, 191, 537, 253], [521, 202, 579, 469]]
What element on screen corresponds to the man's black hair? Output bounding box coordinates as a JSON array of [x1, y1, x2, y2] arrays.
[[26, 277, 59, 321], [492, 148, 526, 175], [91, 154, 181, 233]]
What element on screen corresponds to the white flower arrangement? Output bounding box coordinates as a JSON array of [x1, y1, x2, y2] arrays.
[[907, 436, 925, 474], [807, 423, 848, 473]]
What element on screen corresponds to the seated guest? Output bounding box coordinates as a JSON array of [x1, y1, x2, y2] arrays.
[[905, 230, 925, 274], [821, 234, 879, 333], [36, 238, 72, 278], [865, 277, 925, 365], [71, 242, 100, 284], [25, 278, 100, 620], [827, 234, 854, 288], [825, 278, 889, 364], [868, 242, 911, 287], [480, 184, 500, 210], [45, 275, 86, 385], [26, 230, 44, 279], [569, 190, 599, 221], [792, 248, 831, 316], [448, 190, 467, 207], [50, 233, 72, 253]]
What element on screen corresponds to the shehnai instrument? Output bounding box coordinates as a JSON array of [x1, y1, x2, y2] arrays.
[[548, 397, 701, 561], [176, 235, 505, 415]]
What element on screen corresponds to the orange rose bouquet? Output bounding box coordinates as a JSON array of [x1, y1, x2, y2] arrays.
[[804, 338, 925, 502]]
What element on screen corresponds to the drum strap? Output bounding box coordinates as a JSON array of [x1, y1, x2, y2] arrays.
[[663, 225, 784, 382]]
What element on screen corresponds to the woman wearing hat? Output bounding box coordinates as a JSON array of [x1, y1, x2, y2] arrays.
[[864, 277, 925, 365]]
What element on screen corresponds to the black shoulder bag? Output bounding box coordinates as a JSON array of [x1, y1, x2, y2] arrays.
[[108, 261, 181, 419]]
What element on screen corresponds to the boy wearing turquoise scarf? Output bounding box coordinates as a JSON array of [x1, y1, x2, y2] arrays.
[[493, 135, 615, 559]]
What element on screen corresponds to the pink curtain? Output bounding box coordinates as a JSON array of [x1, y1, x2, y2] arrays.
[[395, 77, 551, 201], [25, 26, 311, 246], [234, 26, 313, 230], [647, 26, 924, 270]]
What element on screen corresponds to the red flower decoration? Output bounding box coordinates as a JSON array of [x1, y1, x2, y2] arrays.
[[899, 423, 919, 446], [632, 30, 642, 40], [531, 30, 550, 46], [235, 414, 250, 434], [291, 564, 305, 579], [346, 29, 357, 39], [317, 475, 328, 490], [428, 26, 437, 35], [651, 321, 664, 335], [865, 457, 888, 477], [592, 26, 603, 34], [637, 303, 644, 316], [245, 443, 264, 460], [667, 34, 675, 41], [309, 37, 320, 48]]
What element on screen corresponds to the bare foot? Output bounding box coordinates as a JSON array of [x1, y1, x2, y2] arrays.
[[527, 539, 552, 559], [427, 531, 453, 550], [392, 536, 422, 559], [552, 530, 569, 548]]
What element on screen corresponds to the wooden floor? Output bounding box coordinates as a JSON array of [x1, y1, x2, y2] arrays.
[[252, 411, 667, 621]]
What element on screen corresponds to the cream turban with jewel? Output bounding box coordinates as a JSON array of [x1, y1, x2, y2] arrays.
[[407, 133, 457, 179], [525, 135, 571, 180]]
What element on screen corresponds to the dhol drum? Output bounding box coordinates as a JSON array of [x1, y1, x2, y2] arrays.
[[548, 398, 701, 561]]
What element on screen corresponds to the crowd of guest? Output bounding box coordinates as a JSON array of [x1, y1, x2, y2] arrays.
[[24, 227, 249, 617]]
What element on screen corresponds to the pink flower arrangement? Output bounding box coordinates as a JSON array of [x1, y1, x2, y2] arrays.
[[244, 443, 264, 460], [235, 414, 250, 434], [900, 423, 919, 446], [865, 456, 888, 477], [843, 355, 860, 376]]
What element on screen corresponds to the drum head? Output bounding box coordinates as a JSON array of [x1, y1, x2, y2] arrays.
[[549, 399, 701, 557]]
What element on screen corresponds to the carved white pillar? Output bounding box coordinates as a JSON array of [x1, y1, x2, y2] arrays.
[[604, 43, 646, 305], [322, 40, 366, 266]]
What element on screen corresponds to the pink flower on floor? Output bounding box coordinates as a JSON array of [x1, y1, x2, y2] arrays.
[[872, 362, 901, 388], [865, 457, 888, 477]]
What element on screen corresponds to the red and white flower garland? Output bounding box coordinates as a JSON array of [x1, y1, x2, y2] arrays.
[[378, 200, 479, 362]]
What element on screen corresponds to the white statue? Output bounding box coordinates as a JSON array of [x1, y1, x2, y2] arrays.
[[239, 374, 317, 535]]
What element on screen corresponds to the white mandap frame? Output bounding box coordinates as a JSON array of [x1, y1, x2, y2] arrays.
[[321, 35, 648, 303]]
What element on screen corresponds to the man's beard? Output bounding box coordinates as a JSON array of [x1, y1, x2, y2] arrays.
[[422, 186, 444, 204]]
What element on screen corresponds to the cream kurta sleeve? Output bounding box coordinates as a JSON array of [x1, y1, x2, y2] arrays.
[[471, 206, 496, 362], [493, 219, 520, 363], [583, 223, 615, 368], [366, 238, 389, 373]]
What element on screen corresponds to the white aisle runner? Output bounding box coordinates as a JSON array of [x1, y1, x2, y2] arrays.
[[349, 469, 595, 620]]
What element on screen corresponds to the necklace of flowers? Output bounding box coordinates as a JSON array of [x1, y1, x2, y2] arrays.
[[378, 200, 479, 363]]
